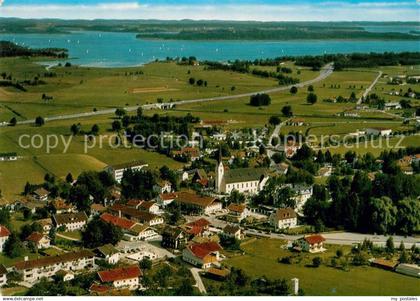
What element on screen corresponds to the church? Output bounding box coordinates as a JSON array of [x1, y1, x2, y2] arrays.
[[215, 153, 269, 195]]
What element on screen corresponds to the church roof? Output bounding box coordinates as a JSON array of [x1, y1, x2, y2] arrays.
[[224, 167, 268, 184]]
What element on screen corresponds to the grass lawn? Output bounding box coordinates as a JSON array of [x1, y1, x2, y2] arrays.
[[58, 230, 82, 241], [0, 117, 183, 200], [225, 238, 420, 296], [0, 286, 28, 296]]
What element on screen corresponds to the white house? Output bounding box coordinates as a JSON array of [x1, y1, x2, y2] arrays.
[[96, 244, 120, 265], [153, 180, 172, 194], [211, 133, 227, 141], [125, 224, 159, 241], [105, 161, 149, 183], [227, 203, 249, 221], [222, 225, 243, 240], [292, 184, 313, 213], [384, 102, 402, 110], [26, 232, 51, 249], [182, 242, 222, 269], [137, 201, 160, 215], [157, 193, 178, 207], [0, 152, 17, 161], [38, 218, 53, 234], [215, 153, 269, 195], [366, 128, 392, 137], [13, 250, 95, 283], [98, 265, 142, 290], [270, 208, 297, 230], [0, 225, 10, 252], [33, 188, 50, 202], [53, 212, 88, 231]]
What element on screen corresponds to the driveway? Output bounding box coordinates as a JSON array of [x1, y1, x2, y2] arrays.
[[190, 267, 207, 294]]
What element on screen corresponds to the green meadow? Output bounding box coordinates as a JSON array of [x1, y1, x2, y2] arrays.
[[0, 57, 418, 201], [225, 238, 420, 296]]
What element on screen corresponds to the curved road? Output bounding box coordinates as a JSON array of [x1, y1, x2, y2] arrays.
[[4, 63, 334, 127]]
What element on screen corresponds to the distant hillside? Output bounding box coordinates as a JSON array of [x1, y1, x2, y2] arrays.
[[0, 18, 419, 41], [0, 41, 68, 58], [137, 28, 420, 41]]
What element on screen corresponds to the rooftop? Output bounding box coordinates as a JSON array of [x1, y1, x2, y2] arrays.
[[34, 187, 49, 197], [98, 265, 142, 283], [110, 204, 160, 222], [15, 250, 94, 270], [159, 192, 178, 201], [227, 203, 246, 214], [186, 218, 211, 228], [274, 208, 297, 220], [108, 160, 147, 171], [53, 212, 88, 226], [304, 234, 326, 245], [0, 225, 10, 237], [223, 224, 241, 235], [175, 192, 218, 208], [224, 167, 267, 184], [100, 213, 136, 230], [188, 242, 222, 259], [26, 232, 45, 243], [97, 244, 119, 256]]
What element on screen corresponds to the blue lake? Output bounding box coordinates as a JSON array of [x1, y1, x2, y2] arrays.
[[1, 31, 420, 67]]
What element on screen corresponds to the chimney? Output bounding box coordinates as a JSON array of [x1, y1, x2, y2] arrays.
[[118, 210, 122, 218], [291, 278, 299, 295], [24, 256, 29, 262]]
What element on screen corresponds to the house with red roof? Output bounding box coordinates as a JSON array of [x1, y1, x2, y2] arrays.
[[293, 235, 326, 253], [227, 203, 249, 221], [182, 242, 222, 269], [0, 225, 10, 252], [100, 213, 136, 230], [26, 232, 50, 249], [157, 192, 178, 207], [183, 218, 211, 237], [97, 265, 142, 290]]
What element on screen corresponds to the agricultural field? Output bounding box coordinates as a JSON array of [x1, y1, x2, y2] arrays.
[[0, 115, 183, 200], [224, 238, 420, 296], [0, 58, 418, 201]]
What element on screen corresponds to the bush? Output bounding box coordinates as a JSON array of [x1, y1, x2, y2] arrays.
[[279, 256, 292, 264], [312, 256, 322, 267], [307, 93, 318, 105], [250, 93, 271, 106], [290, 86, 298, 94], [269, 116, 281, 126]]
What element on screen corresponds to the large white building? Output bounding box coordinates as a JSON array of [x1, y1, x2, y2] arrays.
[[215, 154, 269, 195], [13, 250, 95, 283], [105, 161, 149, 183], [53, 212, 88, 231]]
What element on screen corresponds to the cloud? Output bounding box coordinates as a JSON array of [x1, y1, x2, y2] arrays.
[[0, 0, 4, 7], [0, 1, 418, 21]]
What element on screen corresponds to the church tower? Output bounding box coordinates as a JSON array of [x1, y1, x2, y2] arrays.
[[215, 146, 224, 193]]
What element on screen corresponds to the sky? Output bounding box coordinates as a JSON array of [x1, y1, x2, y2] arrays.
[[0, 0, 419, 21]]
